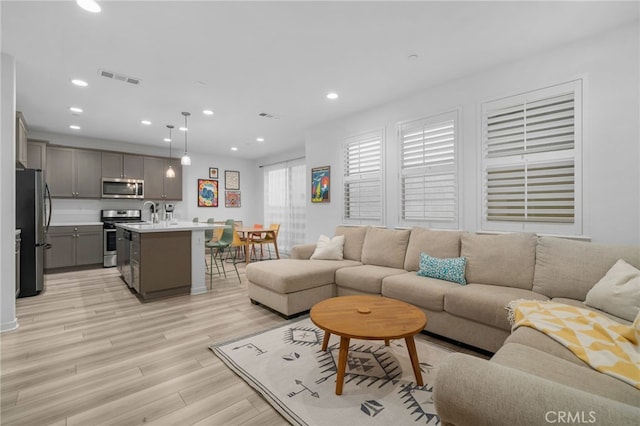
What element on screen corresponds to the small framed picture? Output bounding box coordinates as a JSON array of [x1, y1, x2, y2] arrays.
[[225, 170, 240, 190], [197, 179, 218, 207], [225, 191, 241, 208], [209, 167, 218, 179], [311, 166, 330, 203]]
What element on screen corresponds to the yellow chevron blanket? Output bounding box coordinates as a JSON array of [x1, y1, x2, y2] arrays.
[[507, 300, 640, 389]]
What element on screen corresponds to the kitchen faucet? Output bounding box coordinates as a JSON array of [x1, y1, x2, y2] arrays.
[[142, 201, 159, 223]]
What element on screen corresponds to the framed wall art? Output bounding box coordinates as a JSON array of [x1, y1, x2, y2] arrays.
[[209, 167, 218, 179], [197, 179, 218, 207], [311, 166, 330, 203], [225, 191, 241, 208], [225, 170, 240, 190]]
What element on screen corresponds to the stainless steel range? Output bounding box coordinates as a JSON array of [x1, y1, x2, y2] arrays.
[[101, 209, 142, 267]]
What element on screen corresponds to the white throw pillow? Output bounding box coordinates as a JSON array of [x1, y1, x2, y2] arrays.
[[310, 235, 345, 260], [584, 259, 640, 322]]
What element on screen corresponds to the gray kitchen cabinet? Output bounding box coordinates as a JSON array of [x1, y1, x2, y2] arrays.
[[47, 147, 101, 198], [27, 139, 48, 171], [102, 152, 144, 179], [45, 225, 103, 270], [143, 156, 182, 200], [16, 112, 28, 167], [129, 230, 191, 300]]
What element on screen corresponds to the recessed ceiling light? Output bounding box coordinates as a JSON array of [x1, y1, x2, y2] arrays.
[[231, 147, 238, 151], [202, 109, 214, 116], [141, 120, 152, 126], [326, 92, 339, 100], [71, 79, 88, 87], [256, 137, 265, 142], [69, 106, 83, 113], [69, 125, 81, 130], [408, 54, 419, 61], [76, 0, 101, 13]]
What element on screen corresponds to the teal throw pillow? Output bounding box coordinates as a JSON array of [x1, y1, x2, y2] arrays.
[[417, 253, 467, 285]]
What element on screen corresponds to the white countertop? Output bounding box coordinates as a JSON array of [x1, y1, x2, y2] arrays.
[[49, 222, 103, 227], [116, 221, 225, 233]]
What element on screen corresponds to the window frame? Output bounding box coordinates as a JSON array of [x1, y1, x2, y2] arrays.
[[342, 128, 385, 226], [479, 79, 583, 236], [398, 109, 461, 229]]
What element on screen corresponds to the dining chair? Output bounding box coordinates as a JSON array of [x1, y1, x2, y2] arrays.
[[252, 223, 280, 260], [204, 218, 221, 279], [249, 223, 264, 260], [207, 219, 240, 283]]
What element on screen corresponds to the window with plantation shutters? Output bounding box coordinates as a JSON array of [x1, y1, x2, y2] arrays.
[[481, 80, 582, 235], [399, 110, 459, 228], [343, 129, 384, 224]]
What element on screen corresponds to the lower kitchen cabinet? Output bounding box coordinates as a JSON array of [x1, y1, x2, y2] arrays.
[[129, 230, 191, 300], [45, 225, 103, 270]]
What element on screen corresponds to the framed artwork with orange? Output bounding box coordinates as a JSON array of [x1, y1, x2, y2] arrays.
[[311, 166, 330, 203]]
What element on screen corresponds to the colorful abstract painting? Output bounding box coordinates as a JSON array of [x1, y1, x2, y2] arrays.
[[225, 191, 241, 208], [198, 179, 218, 207], [311, 166, 330, 203]]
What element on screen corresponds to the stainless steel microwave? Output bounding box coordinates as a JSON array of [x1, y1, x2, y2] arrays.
[[101, 178, 144, 199]]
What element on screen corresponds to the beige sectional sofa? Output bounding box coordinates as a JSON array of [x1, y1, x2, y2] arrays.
[[246, 225, 640, 425]]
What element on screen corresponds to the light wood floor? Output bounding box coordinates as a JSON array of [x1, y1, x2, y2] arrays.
[[1, 263, 487, 426]]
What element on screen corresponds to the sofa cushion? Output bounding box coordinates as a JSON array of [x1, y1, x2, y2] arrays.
[[335, 226, 369, 261], [444, 284, 548, 330], [492, 343, 640, 406], [532, 236, 640, 300], [310, 234, 345, 260], [461, 232, 537, 289], [335, 265, 406, 294], [551, 297, 632, 324], [382, 272, 459, 311], [584, 259, 640, 322], [404, 227, 462, 271], [246, 259, 361, 294], [417, 253, 467, 285], [361, 227, 411, 269]]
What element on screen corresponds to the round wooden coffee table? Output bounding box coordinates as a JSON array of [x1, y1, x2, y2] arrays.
[[310, 295, 427, 395]]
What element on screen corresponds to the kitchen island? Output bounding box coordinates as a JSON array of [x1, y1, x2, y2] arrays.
[[116, 221, 223, 300]]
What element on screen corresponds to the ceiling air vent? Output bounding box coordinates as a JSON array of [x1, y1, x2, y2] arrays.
[[258, 112, 280, 119], [98, 69, 142, 86]]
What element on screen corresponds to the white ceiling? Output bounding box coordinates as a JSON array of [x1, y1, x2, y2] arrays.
[[2, 1, 638, 160]]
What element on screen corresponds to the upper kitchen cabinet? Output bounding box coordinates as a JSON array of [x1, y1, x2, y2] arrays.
[[27, 139, 47, 171], [46, 146, 101, 198], [101, 152, 144, 179], [16, 112, 28, 168], [143, 156, 182, 200]]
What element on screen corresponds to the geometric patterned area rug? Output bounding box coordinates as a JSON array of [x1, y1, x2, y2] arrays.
[[209, 316, 453, 425]]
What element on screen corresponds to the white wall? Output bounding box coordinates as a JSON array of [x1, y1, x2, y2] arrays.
[[1, 53, 18, 332], [304, 23, 640, 245], [29, 131, 262, 225]]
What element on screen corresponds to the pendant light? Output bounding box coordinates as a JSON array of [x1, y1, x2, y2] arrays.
[[165, 125, 176, 178], [180, 111, 192, 166]]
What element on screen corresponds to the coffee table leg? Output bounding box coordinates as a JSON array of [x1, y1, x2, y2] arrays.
[[335, 336, 350, 395], [321, 330, 331, 351], [405, 336, 423, 386]]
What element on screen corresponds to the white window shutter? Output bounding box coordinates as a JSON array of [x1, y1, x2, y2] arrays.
[[400, 111, 458, 227], [481, 80, 581, 234], [343, 130, 384, 224]]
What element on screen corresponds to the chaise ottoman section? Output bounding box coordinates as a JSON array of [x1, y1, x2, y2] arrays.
[[246, 259, 361, 317]]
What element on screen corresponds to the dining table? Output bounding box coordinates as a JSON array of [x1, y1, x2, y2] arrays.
[[235, 226, 280, 264]]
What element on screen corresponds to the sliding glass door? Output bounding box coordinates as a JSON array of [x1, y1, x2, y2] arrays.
[[263, 158, 306, 254]]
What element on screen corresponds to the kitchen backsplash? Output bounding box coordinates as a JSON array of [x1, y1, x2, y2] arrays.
[[50, 199, 186, 224]]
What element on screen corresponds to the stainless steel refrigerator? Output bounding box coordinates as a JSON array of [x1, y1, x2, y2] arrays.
[[16, 168, 51, 297]]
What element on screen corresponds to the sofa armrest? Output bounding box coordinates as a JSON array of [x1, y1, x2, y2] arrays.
[[433, 353, 640, 426], [290, 243, 316, 259]]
